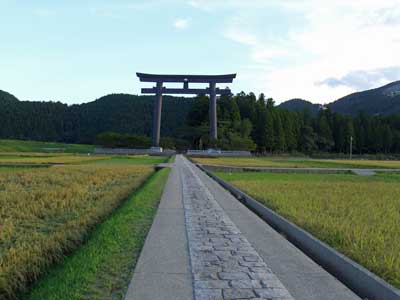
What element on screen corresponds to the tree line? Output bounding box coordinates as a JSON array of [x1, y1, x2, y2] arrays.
[[175, 92, 400, 154], [1, 90, 400, 154]]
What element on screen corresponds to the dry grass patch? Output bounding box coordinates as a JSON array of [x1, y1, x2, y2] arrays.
[[0, 165, 153, 298], [316, 159, 400, 168]]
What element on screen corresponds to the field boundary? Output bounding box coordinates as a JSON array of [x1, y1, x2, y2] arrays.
[[197, 164, 400, 300], [200, 164, 400, 175]]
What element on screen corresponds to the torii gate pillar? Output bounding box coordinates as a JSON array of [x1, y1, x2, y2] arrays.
[[209, 82, 217, 140], [153, 81, 163, 147]]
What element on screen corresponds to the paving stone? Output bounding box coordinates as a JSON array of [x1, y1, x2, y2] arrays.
[[243, 255, 262, 262], [195, 288, 224, 300], [218, 272, 250, 280], [254, 288, 293, 298], [230, 279, 263, 289], [195, 280, 230, 289], [249, 266, 271, 273], [239, 261, 267, 268], [222, 266, 251, 273], [194, 272, 219, 280], [214, 246, 237, 251], [223, 288, 256, 299], [248, 272, 275, 280]]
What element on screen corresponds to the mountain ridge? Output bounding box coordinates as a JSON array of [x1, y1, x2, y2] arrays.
[[278, 80, 400, 116], [0, 90, 194, 143]]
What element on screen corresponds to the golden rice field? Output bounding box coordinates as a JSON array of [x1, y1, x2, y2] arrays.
[[0, 164, 153, 298], [0, 154, 109, 165], [193, 156, 400, 169], [217, 171, 400, 288]]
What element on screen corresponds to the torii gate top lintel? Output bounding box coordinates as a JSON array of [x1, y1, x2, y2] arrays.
[[136, 72, 236, 83]]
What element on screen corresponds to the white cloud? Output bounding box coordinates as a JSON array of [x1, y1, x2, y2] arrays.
[[223, 27, 257, 46], [317, 67, 400, 90], [197, 0, 400, 103], [188, 0, 279, 11], [33, 8, 55, 17], [173, 17, 190, 30]]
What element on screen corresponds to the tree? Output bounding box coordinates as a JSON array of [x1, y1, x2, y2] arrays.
[[240, 118, 253, 138], [265, 111, 275, 153], [316, 112, 334, 151], [266, 97, 275, 111], [274, 113, 286, 152], [343, 118, 355, 153], [383, 125, 393, 154], [186, 95, 209, 126], [253, 95, 267, 152], [300, 125, 317, 154], [332, 113, 345, 153]]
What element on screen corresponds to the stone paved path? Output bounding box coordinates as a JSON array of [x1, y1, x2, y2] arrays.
[[125, 155, 360, 300], [180, 158, 294, 300]]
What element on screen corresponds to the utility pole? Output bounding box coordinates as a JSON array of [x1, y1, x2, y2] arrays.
[[350, 136, 353, 160]]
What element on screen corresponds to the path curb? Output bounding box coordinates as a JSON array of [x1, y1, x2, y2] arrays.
[[197, 164, 400, 300]]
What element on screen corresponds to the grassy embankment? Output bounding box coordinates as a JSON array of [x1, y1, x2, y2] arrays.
[[0, 153, 168, 298], [0, 139, 95, 153], [217, 171, 400, 288], [194, 156, 400, 169]]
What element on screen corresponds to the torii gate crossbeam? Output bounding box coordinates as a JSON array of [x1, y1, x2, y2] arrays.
[[137, 72, 236, 149]]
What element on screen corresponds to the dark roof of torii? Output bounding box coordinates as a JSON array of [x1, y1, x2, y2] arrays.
[[136, 72, 236, 83]]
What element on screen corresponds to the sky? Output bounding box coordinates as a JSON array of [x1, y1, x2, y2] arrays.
[[1, 0, 400, 105]]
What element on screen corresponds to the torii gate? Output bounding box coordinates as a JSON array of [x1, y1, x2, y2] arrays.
[[136, 72, 236, 149]]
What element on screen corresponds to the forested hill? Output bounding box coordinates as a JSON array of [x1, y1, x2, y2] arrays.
[[0, 89, 19, 103], [0, 91, 194, 143], [278, 99, 322, 115], [328, 81, 400, 115], [278, 81, 400, 116]]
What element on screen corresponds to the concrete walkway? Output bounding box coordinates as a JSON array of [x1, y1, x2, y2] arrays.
[[125, 155, 361, 300]]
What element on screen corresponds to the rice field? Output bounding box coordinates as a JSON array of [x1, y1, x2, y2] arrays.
[[25, 168, 170, 300], [0, 164, 154, 298], [217, 171, 400, 288], [0, 153, 169, 166], [0, 154, 109, 165], [193, 156, 400, 169]]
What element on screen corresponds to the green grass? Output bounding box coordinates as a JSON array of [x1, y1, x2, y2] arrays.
[[0, 165, 40, 172], [193, 156, 400, 169], [24, 168, 170, 300], [90, 155, 169, 165], [217, 171, 400, 288], [0, 139, 95, 153]]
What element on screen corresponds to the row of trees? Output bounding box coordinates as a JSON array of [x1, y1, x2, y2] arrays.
[[174, 92, 400, 154]]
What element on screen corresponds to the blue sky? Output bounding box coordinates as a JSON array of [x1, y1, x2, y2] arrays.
[[1, 0, 400, 104]]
